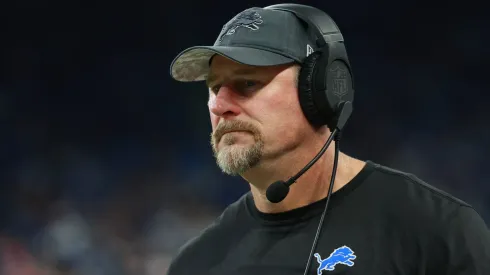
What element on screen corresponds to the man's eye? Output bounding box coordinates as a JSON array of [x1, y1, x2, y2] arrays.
[[211, 84, 221, 93], [209, 80, 260, 95], [236, 80, 259, 93], [245, 80, 256, 87]]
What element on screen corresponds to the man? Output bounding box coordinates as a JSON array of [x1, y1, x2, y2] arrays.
[[167, 4, 490, 275]]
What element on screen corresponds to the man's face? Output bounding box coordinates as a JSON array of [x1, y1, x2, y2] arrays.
[[207, 55, 312, 176]]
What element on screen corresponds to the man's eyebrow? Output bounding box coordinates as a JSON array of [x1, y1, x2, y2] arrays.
[[206, 68, 258, 87]]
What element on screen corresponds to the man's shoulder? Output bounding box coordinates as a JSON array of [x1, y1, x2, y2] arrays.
[[365, 161, 488, 234], [165, 193, 250, 275], [367, 161, 490, 272], [367, 161, 471, 210]]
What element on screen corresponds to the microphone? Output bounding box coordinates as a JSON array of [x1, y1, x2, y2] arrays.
[[265, 101, 353, 203]]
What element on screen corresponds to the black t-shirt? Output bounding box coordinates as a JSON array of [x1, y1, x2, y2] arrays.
[[166, 160, 490, 275]]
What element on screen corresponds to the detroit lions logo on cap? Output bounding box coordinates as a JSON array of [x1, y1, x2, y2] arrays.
[[218, 9, 263, 42], [314, 246, 356, 274]]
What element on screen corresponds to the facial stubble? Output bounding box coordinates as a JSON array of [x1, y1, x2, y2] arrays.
[[211, 120, 264, 176]]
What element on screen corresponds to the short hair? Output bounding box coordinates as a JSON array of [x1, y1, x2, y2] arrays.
[[292, 63, 301, 88]]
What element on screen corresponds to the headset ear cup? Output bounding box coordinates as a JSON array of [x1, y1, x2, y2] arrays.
[[298, 52, 324, 127]]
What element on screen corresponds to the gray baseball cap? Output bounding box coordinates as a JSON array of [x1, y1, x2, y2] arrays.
[[169, 7, 316, 82]]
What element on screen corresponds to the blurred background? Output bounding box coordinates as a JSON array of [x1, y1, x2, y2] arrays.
[[1, 0, 489, 274]]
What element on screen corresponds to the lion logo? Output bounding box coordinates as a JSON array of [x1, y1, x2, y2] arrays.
[[218, 10, 263, 42], [314, 246, 356, 274]]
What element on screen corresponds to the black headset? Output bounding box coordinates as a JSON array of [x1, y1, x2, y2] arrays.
[[264, 3, 355, 131], [261, 7, 355, 275]]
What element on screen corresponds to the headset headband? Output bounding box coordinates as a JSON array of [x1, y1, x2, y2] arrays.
[[264, 3, 344, 49]]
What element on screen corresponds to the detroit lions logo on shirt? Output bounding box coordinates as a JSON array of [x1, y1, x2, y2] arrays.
[[314, 246, 356, 274], [218, 9, 263, 42]]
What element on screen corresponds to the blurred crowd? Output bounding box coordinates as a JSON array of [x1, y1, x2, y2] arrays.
[[1, 0, 488, 274]]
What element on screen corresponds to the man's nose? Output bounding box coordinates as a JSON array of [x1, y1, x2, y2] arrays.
[[209, 86, 241, 118]]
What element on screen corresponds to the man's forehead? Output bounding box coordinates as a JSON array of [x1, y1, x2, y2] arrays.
[[205, 55, 297, 85], [208, 67, 257, 80], [207, 58, 261, 83]]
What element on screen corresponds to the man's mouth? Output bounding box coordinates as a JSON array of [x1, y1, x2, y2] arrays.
[[219, 130, 249, 141]]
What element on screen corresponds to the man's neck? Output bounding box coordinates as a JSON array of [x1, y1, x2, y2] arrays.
[[243, 148, 366, 214]]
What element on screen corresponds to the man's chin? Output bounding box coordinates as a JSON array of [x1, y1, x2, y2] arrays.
[[215, 146, 262, 176]]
